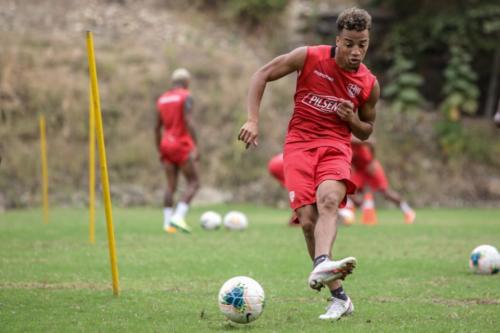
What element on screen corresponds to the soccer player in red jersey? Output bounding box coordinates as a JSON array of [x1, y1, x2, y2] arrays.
[[267, 153, 300, 226], [238, 8, 379, 320], [155, 68, 200, 234], [350, 137, 416, 224]]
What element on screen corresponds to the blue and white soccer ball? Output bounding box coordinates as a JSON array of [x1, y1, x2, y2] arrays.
[[200, 211, 222, 230], [218, 276, 265, 324], [469, 244, 500, 275], [223, 211, 248, 231]]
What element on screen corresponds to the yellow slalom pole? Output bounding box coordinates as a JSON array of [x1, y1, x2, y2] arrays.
[[39, 114, 49, 224], [86, 31, 120, 296], [88, 84, 96, 244]]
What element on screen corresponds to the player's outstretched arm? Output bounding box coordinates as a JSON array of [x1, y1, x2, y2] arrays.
[[238, 47, 307, 149], [339, 80, 380, 141]]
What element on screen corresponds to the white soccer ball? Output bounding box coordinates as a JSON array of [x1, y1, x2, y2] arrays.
[[218, 276, 265, 324], [199, 211, 222, 230], [223, 211, 248, 231], [338, 208, 355, 225], [469, 244, 500, 275]]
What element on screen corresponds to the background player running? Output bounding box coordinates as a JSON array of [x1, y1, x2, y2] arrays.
[[348, 136, 416, 224]]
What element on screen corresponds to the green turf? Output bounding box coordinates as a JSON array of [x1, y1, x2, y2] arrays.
[[0, 205, 499, 332]]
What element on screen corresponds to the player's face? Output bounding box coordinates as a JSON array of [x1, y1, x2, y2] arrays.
[[335, 29, 370, 71]]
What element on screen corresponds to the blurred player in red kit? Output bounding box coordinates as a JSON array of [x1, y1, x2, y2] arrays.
[[348, 137, 416, 224], [239, 7, 379, 321], [155, 68, 200, 234]]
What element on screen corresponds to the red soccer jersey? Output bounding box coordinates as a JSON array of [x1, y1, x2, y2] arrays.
[[157, 87, 194, 147], [285, 45, 377, 160]]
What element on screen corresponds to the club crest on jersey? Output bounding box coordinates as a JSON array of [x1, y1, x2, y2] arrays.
[[301, 93, 342, 114], [289, 191, 295, 203], [347, 83, 361, 98]]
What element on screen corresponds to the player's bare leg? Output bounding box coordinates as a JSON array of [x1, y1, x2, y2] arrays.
[[315, 180, 346, 257], [380, 187, 402, 206], [164, 162, 179, 207], [303, 180, 356, 320], [163, 162, 179, 233], [179, 157, 200, 204], [296, 204, 319, 260], [380, 188, 416, 224], [170, 157, 200, 233], [308, 180, 356, 291]]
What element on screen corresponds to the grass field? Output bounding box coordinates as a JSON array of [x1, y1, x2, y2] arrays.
[[0, 205, 499, 332]]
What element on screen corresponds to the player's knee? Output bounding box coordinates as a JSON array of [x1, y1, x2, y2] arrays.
[[300, 218, 315, 235], [318, 192, 342, 212], [297, 211, 315, 233]]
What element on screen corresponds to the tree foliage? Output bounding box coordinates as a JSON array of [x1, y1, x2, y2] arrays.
[[383, 49, 424, 113], [197, 0, 289, 27], [373, 0, 499, 92], [441, 45, 479, 119], [372, 0, 500, 156]]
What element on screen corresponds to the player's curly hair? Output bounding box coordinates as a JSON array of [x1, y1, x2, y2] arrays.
[[336, 7, 372, 32]]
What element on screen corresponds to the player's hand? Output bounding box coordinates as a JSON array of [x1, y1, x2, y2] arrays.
[[494, 111, 500, 128], [238, 120, 259, 149], [337, 100, 355, 123]]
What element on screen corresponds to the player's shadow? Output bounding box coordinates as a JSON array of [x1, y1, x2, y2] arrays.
[[201, 312, 258, 332], [220, 322, 258, 331], [204, 321, 258, 331]]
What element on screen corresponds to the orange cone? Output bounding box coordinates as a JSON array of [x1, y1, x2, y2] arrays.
[[361, 191, 377, 225]]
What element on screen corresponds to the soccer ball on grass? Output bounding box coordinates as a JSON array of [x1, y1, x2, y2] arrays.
[[338, 208, 355, 225], [223, 211, 248, 230], [199, 211, 222, 230], [469, 244, 500, 275], [218, 276, 265, 324]]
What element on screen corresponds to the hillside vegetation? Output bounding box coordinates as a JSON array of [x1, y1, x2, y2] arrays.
[[1, 0, 500, 209]]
